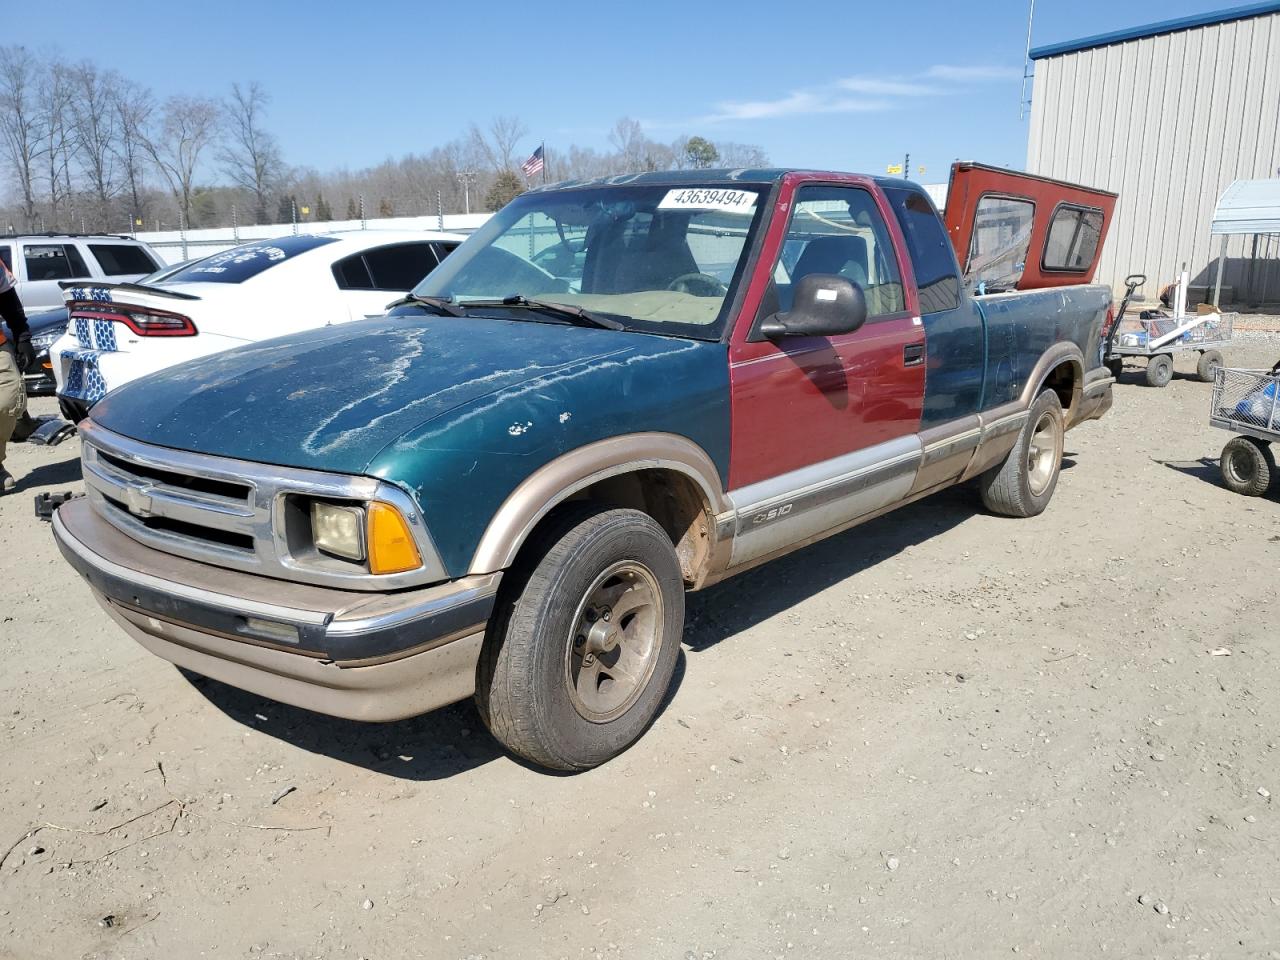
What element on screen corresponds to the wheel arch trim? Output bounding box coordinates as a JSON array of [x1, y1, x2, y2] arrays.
[[1020, 341, 1085, 416], [468, 432, 729, 576]]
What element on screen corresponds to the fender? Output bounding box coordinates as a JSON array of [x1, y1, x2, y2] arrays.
[[468, 432, 728, 576], [1020, 340, 1084, 415]]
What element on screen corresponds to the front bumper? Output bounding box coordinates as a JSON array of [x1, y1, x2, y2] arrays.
[[23, 348, 56, 395], [53, 497, 498, 722]]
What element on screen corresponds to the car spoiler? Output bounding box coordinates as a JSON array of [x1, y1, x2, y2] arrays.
[[942, 161, 1117, 292], [58, 280, 202, 304]]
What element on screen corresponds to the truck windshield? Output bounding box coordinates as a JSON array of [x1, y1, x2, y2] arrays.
[[412, 184, 769, 339]]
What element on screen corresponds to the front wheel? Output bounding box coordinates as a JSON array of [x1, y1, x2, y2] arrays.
[[1220, 436, 1275, 496], [1145, 354, 1174, 387], [978, 388, 1065, 518], [475, 506, 684, 771]]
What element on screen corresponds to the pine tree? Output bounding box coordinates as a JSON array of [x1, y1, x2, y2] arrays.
[[315, 195, 332, 221], [684, 136, 720, 169], [378, 197, 394, 217], [345, 197, 358, 220], [484, 170, 525, 212], [276, 194, 293, 224]]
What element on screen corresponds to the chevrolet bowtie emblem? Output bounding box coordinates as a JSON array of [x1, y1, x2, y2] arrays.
[[123, 485, 154, 518]]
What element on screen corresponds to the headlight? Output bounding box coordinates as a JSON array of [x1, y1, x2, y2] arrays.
[[310, 502, 366, 561], [31, 328, 63, 351]]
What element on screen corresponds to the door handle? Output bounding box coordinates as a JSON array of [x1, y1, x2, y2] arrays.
[[903, 343, 925, 367]]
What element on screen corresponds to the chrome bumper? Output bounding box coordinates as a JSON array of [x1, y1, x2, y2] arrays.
[[53, 497, 498, 722]]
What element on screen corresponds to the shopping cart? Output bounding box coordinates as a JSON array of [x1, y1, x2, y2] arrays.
[[1109, 309, 1236, 388], [1209, 364, 1280, 496]]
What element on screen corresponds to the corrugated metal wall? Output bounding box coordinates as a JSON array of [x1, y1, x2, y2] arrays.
[[1027, 11, 1280, 305]]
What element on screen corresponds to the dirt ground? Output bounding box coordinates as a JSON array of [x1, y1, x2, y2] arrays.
[[2, 340, 1279, 960]]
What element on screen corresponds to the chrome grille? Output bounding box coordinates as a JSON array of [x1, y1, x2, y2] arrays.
[[79, 422, 447, 591]]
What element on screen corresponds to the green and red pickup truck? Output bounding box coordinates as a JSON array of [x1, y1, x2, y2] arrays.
[[54, 164, 1117, 770]]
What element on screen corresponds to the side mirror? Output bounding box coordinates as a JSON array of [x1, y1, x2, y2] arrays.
[[760, 274, 868, 339]]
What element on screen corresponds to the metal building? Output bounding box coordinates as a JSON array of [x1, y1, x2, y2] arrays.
[[1026, 2, 1280, 306]]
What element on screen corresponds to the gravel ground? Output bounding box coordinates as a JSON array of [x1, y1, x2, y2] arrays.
[[1, 340, 1278, 960]]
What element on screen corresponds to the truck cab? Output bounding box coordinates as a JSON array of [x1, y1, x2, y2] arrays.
[[53, 167, 1115, 771]]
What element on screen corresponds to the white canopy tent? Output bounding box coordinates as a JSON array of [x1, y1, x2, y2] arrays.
[[1211, 178, 1280, 307]]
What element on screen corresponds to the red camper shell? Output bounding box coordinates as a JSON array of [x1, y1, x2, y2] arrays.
[[944, 161, 1117, 292]]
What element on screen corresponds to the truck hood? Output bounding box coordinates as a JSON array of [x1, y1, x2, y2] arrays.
[[89, 315, 641, 474]]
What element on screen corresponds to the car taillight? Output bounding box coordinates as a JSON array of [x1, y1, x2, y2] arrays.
[[70, 305, 197, 337]]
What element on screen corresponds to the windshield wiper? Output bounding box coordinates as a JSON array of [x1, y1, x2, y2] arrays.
[[386, 293, 467, 317], [466, 295, 625, 331]]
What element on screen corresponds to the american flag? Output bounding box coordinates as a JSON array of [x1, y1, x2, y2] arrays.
[[520, 144, 545, 180]]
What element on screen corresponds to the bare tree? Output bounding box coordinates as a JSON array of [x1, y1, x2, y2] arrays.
[[0, 46, 44, 230], [469, 115, 528, 172], [112, 79, 153, 226], [69, 62, 122, 229], [142, 95, 220, 227], [714, 140, 769, 168], [218, 81, 283, 224], [40, 63, 78, 229], [609, 118, 648, 172]]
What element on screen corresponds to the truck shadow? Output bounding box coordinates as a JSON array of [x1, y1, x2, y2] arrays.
[[187, 484, 982, 779], [683, 485, 976, 652], [182, 649, 691, 781]]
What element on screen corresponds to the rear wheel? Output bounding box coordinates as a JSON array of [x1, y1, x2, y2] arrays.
[[1220, 436, 1274, 496], [475, 506, 684, 771], [979, 388, 1065, 518], [1145, 354, 1174, 388], [1196, 349, 1224, 383]]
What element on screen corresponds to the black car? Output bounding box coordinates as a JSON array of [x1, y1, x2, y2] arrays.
[[23, 306, 68, 396]]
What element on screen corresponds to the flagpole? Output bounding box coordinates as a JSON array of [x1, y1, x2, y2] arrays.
[[541, 141, 547, 184]]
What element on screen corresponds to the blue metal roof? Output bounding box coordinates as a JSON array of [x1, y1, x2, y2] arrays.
[[1029, 1, 1280, 59]]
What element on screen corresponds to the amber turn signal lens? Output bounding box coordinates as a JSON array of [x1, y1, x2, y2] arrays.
[[366, 502, 422, 575]]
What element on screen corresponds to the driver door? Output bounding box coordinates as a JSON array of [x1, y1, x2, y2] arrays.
[[725, 181, 926, 565]]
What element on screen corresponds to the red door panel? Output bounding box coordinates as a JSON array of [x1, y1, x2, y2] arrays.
[[728, 319, 924, 488], [725, 174, 926, 491]]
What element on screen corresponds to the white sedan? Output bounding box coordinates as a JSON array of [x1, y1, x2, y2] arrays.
[[52, 229, 464, 419]]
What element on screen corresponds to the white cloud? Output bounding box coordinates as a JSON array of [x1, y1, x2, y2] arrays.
[[925, 64, 1022, 81], [838, 77, 939, 97], [702, 89, 892, 123], [678, 64, 1018, 126]]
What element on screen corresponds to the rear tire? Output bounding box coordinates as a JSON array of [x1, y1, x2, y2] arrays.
[[979, 388, 1065, 518], [1145, 355, 1174, 388], [475, 506, 684, 771], [1220, 436, 1274, 496], [1196, 349, 1224, 383]]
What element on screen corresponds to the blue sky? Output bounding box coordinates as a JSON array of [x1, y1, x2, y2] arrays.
[[7, 0, 1229, 182]]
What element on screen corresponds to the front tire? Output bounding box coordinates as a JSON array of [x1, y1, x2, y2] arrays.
[[475, 506, 684, 771], [979, 388, 1065, 518], [1220, 436, 1274, 496], [1145, 354, 1173, 387]]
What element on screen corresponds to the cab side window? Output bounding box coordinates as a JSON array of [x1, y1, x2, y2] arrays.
[[23, 243, 89, 281], [883, 186, 961, 314], [774, 185, 905, 320]]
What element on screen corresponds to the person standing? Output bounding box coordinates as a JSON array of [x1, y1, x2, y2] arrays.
[[0, 261, 35, 492]]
